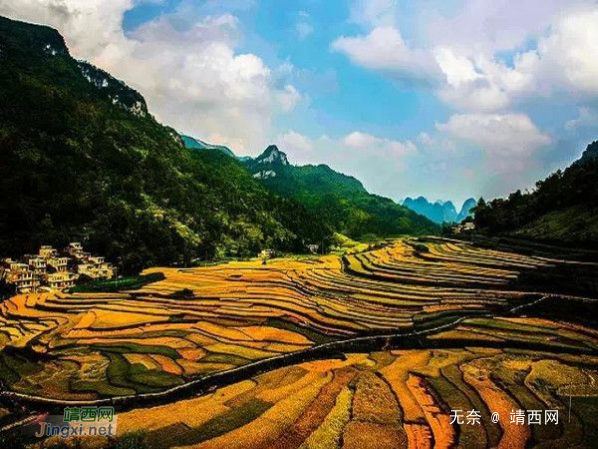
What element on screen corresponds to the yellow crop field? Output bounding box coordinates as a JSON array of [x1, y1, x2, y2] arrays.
[[3, 237, 598, 448], [31, 345, 593, 449]]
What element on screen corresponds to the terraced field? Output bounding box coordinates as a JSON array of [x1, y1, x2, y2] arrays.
[[1, 238, 597, 448], [33, 345, 598, 448]]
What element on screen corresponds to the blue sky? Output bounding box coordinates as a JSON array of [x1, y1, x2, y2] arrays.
[[3, 0, 598, 205]]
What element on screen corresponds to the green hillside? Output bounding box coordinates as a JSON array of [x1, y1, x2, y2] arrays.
[[474, 141, 598, 245], [0, 17, 331, 272], [244, 145, 439, 240]]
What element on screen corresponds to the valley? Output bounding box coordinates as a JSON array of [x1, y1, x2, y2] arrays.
[[1, 238, 597, 448], [1, 11, 598, 449]]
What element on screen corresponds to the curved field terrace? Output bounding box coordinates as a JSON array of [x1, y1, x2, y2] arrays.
[[1, 238, 597, 448]]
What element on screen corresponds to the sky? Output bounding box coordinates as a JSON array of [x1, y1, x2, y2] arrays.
[[1, 0, 597, 205]]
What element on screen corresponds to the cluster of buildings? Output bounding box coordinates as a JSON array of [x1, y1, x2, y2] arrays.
[[0, 243, 114, 294], [259, 243, 321, 261], [451, 221, 476, 235]]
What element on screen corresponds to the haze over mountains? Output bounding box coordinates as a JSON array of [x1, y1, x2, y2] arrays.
[[402, 197, 477, 224]]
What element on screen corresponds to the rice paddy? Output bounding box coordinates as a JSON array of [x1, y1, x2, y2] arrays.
[[33, 348, 598, 449], [1, 237, 597, 448]]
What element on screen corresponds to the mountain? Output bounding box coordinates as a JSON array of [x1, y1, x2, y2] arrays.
[[403, 197, 457, 224], [0, 16, 332, 272], [474, 141, 598, 245], [457, 198, 477, 222], [575, 139, 598, 166], [244, 146, 439, 239], [181, 135, 237, 158], [403, 197, 476, 224]]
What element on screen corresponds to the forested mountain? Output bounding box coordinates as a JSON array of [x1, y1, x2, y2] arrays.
[[474, 141, 598, 244], [244, 146, 439, 240], [0, 16, 331, 272]]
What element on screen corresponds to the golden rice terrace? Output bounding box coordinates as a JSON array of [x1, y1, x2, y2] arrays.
[[1, 238, 597, 448]]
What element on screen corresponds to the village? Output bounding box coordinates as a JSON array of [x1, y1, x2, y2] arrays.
[[0, 243, 114, 294]]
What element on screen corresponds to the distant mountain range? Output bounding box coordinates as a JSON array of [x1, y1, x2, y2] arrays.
[[403, 197, 477, 224], [475, 141, 598, 245]]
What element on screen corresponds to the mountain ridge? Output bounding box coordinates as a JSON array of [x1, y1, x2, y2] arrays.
[[0, 16, 438, 272], [403, 196, 476, 224], [180, 135, 236, 158], [243, 146, 439, 239], [0, 16, 331, 271]]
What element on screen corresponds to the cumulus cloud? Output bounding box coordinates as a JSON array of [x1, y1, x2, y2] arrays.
[[437, 113, 550, 158], [434, 48, 531, 112], [424, 0, 587, 55], [0, 0, 300, 154], [331, 27, 441, 85], [276, 84, 302, 112], [519, 8, 598, 96], [276, 130, 314, 164], [342, 131, 417, 157], [434, 7, 598, 112], [337, 2, 598, 112]]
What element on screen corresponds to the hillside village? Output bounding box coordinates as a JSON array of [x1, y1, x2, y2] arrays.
[[0, 243, 113, 294]]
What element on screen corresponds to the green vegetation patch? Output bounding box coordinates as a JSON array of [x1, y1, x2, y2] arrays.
[[0, 350, 42, 386], [265, 318, 335, 345], [70, 379, 135, 398], [92, 343, 180, 359], [146, 398, 272, 447], [70, 273, 165, 293], [128, 363, 183, 388]]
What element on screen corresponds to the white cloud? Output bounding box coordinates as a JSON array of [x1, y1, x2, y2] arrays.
[[296, 21, 313, 40], [434, 7, 598, 111], [337, 2, 598, 113], [437, 113, 550, 156], [433, 48, 522, 112], [350, 0, 398, 27], [342, 131, 417, 157], [424, 0, 587, 55], [276, 130, 314, 164], [295, 10, 313, 40], [416, 131, 458, 153], [276, 84, 302, 112], [276, 130, 417, 167], [418, 132, 434, 147], [331, 26, 441, 84], [566, 106, 598, 131], [519, 9, 598, 96], [0, 0, 299, 154]]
